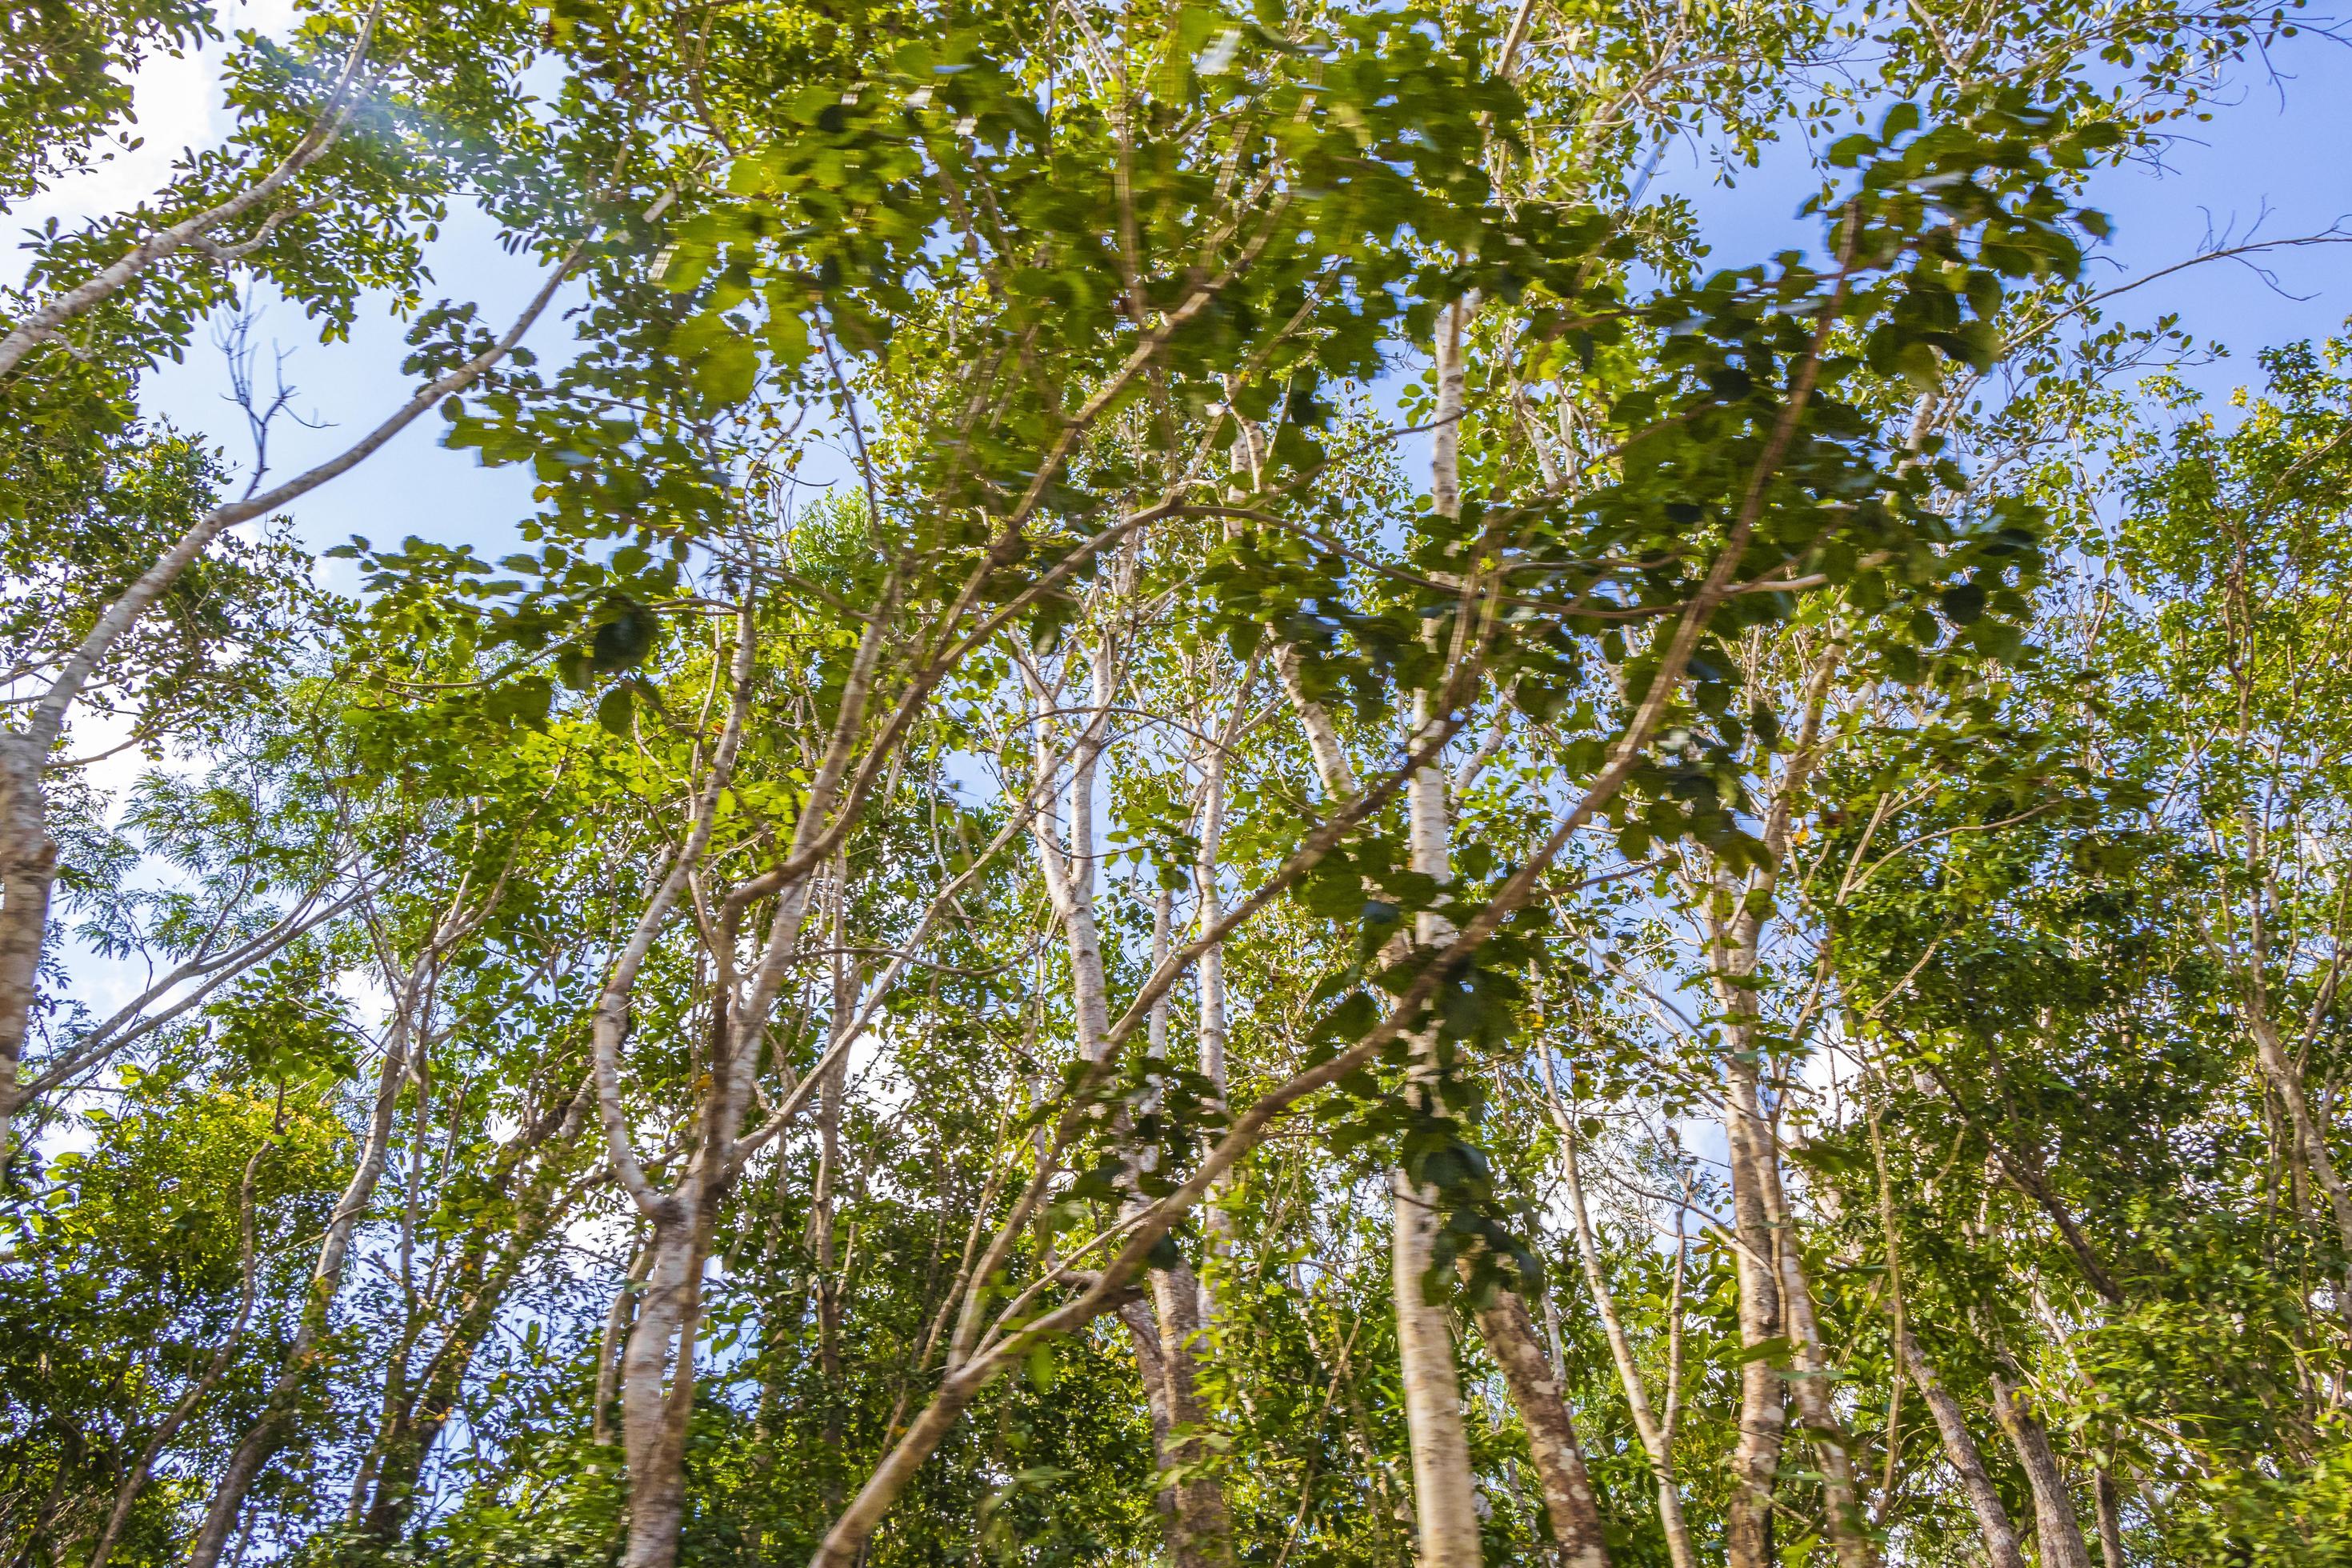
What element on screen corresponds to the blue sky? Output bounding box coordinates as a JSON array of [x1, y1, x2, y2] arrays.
[[18, 0, 2350, 1182], [16, 10, 2351, 582]]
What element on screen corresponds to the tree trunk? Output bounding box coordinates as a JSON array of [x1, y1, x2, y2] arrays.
[[1467, 1283, 1610, 1567], [2249, 1013, 2352, 1263], [1757, 1149, 1874, 1568], [2094, 1466, 2126, 1568], [1989, 1367, 2094, 1568], [1720, 1059, 1787, 1568], [1550, 1094, 1697, 1568], [620, 1213, 710, 1568], [1705, 639, 1867, 1568], [1039, 630, 1237, 1568], [186, 953, 426, 1568], [1195, 732, 1233, 1319], [1141, 1261, 1238, 1568], [596, 1241, 652, 1450], [1894, 1326, 2027, 1568], [1391, 294, 1484, 1568], [0, 734, 57, 1172], [1395, 1167, 1484, 1568], [1119, 1294, 1190, 1550], [813, 938, 850, 1514]]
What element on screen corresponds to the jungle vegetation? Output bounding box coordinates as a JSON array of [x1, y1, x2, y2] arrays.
[[5, 0, 2351, 1564]]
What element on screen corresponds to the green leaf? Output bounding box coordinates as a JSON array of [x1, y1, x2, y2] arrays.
[[596, 685, 636, 736]]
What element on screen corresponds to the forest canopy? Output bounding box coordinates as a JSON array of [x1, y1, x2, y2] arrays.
[[6, 0, 2352, 1565]]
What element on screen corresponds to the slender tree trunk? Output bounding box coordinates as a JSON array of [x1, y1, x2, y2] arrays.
[[1392, 294, 1485, 1568], [1705, 638, 1867, 1568], [1147, 1260, 1238, 1568], [1196, 732, 1233, 1318], [1549, 1085, 1698, 1568], [620, 1211, 710, 1568], [2249, 1013, 2352, 1262], [2094, 1466, 2126, 1568], [1394, 1167, 1484, 1568], [359, 1306, 502, 1541], [814, 902, 851, 1513], [1118, 1296, 1190, 1549], [186, 954, 428, 1568], [1755, 1139, 1874, 1568], [596, 1240, 653, 1450], [1894, 1326, 2027, 1568], [1721, 1057, 1788, 1568], [0, 734, 58, 1174], [1038, 627, 1237, 1568], [1989, 1366, 2094, 1568], [1717, 1019, 1871, 1568], [1466, 1283, 1610, 1567]]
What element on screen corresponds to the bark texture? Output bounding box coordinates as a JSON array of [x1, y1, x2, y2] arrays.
[[1136, 1262, 1238, 1568], [1394, 1169, 1485, 1568], [1721, 1069, 1788, 1568], [2095, 1466, 2126, 1568], [1990, 1368, 2094, 1568], [1895, 1326, 2028, 1568], [1468, 1284, 1610, 1568], [1390, 294, 1485, 1568]]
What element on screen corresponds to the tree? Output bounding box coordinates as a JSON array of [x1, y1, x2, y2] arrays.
[[5, 0, 2346, 1565]]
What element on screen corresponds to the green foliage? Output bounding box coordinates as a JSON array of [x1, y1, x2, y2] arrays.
[[10, 0, 2352, 1563]]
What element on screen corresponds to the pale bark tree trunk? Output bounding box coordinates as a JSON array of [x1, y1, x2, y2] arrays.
[[1118, 1294, 1190, 1547], [1702, 638, 1873, 1568], [1227, 398, 1363, 816], [1894, 1326, 2027, 1568], [614, 858, 822, 1568], [1392, 294, 1485, 1568], [1752, 1128, 1873, 1568], [1717, 1040, 1866, 1568], [1033, 617, 1237, 1568], [1720, 1062, 1789, 1568], [1394, 1166, 1484, 1568], [595, 1240, 654, 1450], [619, 1214, 712, 1567], [1195, 707, 1234, 1318], [813, 882, 853, 1513], [0, 734, 58, 1174], [1989, 1366, 2094, 1568]]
